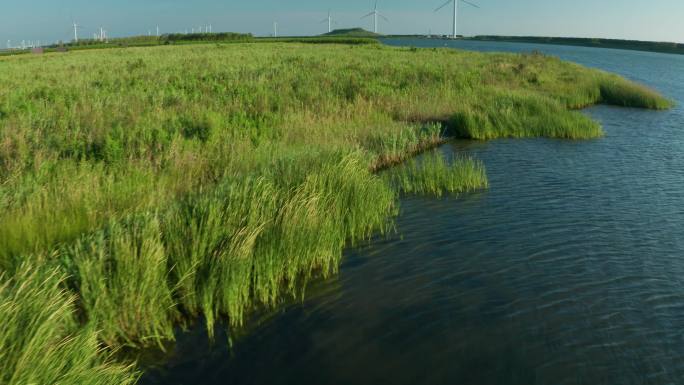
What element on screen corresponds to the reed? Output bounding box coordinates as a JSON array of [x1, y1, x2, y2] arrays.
[[599, 76, 674, 109], [385, 152, 488, 196], [65, 213, 177, 348], [449, 89, 603, 140], [0, 262, 139, 384]]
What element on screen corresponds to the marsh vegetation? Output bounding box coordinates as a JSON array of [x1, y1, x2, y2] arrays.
[[0, 42, 671, 383]]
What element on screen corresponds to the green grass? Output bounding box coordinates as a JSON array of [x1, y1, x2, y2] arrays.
[[385, 152, 488, 196], [449, 89, 603, 139], [0, 42, 672, 381], [599, 75, 674, 109], [0, 262, 139, 385]]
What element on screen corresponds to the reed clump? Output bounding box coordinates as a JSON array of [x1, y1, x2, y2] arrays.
[[0, 262, 139, 385], [449, 89, 603, 140], [385, 152, 488, 196], [599, 76, 674, 109]]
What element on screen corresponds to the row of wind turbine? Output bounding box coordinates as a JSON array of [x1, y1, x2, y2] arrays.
[[65, 0, 481, 44], [355, 0, 480, 37]]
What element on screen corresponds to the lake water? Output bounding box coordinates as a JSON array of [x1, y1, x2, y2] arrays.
[[140, 39, 684, 385]]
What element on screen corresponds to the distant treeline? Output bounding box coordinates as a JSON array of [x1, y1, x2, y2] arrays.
[[43, 32, 254, 50], [257, 37, 379, 45], [18, 33, 376, 54], [164, 32, 254, 42], [468, 36, 684, 56]]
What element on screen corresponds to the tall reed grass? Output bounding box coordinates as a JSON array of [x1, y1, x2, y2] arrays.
[[385, 152, 488, 196], [0, 262, 139, 385], [449, 89, 603, 140]]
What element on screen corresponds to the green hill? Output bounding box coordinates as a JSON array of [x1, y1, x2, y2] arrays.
[[323, 28, 381, 38]]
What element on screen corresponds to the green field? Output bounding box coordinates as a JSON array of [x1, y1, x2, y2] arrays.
[[0, 42, 671, 383]]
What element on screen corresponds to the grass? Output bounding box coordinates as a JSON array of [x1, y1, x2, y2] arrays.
[[385, 152, 488, 196], [449, 89, 604, 139], [599, 75, 674, 109], [0, 42, 672, 381], [0, 262, 139, 385]]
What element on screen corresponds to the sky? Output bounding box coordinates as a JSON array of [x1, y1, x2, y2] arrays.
[[2, 0, 683, 46]]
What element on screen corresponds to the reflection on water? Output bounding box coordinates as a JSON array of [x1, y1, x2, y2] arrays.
[[141, 40, 684, 385]]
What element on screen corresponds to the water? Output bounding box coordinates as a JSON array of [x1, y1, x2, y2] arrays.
[[140, 40, 684, 385]]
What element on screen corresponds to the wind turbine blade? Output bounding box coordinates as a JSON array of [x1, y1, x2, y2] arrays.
[[361, 12, 374, 19], [435, 0, 454, 12], [379, 14, 390, 22], [460, 0, 480, 8]]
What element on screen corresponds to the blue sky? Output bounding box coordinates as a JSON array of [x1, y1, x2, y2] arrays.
[[2, 0, 683, 46]]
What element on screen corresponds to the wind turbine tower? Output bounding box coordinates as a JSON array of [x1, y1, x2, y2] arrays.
[[321, 11, 334, 34], [156, 25, 160, 37], [435, 0, 479, 39], [72, 21, 80, 42], [362, 1, 388, 34], [273, 22, 278, 37]]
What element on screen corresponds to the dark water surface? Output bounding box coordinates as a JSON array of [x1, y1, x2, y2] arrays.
[[141, 40, 684, 385]]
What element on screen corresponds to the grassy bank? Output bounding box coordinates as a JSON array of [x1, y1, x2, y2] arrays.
[[0, 42, 671, 382]]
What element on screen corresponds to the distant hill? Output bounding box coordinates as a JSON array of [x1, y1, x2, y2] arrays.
[[322, 28, 381, 38]]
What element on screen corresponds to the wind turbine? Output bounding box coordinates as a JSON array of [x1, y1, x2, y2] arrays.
[[362, 1, 388, 34], [435, 0, 479, 39], [72, 21, 81, 42], [273, 21, 278, 37], [320, 10, 334, 34]]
